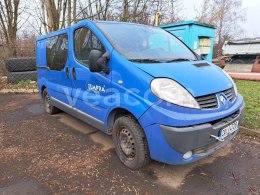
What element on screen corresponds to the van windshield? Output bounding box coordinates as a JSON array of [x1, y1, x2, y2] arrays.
[[95, 22, 197, 63]]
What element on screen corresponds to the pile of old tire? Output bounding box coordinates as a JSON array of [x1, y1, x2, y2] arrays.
[[5, 57, 37, 83]]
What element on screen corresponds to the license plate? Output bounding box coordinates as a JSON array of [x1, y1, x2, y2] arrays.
[[219, 120, 239, 140]]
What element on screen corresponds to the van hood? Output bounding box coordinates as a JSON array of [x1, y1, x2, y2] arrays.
[[135, 61, 233, 97]]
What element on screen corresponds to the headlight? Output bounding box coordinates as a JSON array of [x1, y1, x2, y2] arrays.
[[151, 78, 200, 109], [222, 70, 238, 96]]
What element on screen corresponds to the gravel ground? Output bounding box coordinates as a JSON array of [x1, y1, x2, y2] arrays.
[[0, 94, 259, 194]]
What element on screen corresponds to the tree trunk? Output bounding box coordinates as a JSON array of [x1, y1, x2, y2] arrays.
[[122, 0, 129, 22], [73, 0, 77, 23], [68, 0, 72, 26], [45, 0, 55, 32]]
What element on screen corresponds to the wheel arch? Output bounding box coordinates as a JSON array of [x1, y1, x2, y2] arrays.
[[40, 85, 46, 97], [106, 107, 139, 134]]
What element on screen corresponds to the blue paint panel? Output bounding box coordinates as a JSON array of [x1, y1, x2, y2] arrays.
[[135, 61, 232, 97], [36, 29, 73, 105], [36, 40, 47, 66]]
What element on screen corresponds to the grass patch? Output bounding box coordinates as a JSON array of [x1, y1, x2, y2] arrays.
[[235, 80, 260, 130], [0, 77, 37, 90], [9, 80, 37, 90]]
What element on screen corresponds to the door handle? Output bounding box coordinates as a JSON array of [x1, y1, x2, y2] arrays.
[[72, 67, 76, 80], [65, 67, 69, 79]]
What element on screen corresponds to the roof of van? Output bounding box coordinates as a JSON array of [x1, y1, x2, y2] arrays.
[[36, 20, 152, 41], [36, 27, 70, 41]]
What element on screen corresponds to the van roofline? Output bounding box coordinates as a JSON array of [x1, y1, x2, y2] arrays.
[[36, 19, 93, 41], [92, 20, 149, 26], [36, 27, 70, 41], [36, 20, 154, 41]]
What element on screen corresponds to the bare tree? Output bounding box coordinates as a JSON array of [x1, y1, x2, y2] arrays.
[[73, 0, 77, 23], [121, 0, 129, 22], [147, 0, 183, 25], [68, 0, 72, 26], [0, 0, 21, 48], [77, 0, 113, 21], [196, 0, 245, 57]]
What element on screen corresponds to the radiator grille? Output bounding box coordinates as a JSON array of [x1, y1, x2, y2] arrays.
[[195, 87, 236, 109], [195, 94, 218, 109], [222, 87, 236, 102]]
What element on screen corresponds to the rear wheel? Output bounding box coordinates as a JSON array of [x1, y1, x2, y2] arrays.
[[43, 89, 59, 114], [112, 115, 150, 169]]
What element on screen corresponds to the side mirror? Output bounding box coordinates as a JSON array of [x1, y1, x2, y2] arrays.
[[200, 54, 206, 60], [89, 50, 110, 74]]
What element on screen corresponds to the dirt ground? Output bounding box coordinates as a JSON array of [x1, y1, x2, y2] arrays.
[[0, 94, 259, 194]]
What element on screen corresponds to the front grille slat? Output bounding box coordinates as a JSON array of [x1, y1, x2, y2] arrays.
[[196, 94, 218, 109], [223, 87, 236, 102], [225, 91, 232, 96], [196, 95, 216, 101], [198, 98, 217, 105], [195, 87, 236, 109]]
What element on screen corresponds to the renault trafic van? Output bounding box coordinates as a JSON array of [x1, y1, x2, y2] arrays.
[[36, 20, 244, 169]]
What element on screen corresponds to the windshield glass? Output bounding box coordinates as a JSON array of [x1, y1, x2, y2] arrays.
[[95, 22, 197, 62]]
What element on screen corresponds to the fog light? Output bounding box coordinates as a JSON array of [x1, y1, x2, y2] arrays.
[[183, 151, 192, 160]]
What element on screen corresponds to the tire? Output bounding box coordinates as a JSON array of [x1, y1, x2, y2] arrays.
[[250, 59, 256, 64], [231, 59, 245, 64], [7, 71, 37, 83], [5, 57, 36, 72], [43, 89, 60, 115], [112, 115, 150, 169]]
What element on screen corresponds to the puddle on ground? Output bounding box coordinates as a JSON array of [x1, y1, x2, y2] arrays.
[[4, 103, 44, 121], [0, 180, 50, 195], [26, 104, 45, 115]]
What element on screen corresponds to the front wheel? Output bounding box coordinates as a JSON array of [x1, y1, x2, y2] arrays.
[[112, 116, 150, 169]]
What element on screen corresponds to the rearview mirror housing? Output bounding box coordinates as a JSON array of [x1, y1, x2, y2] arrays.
[[89, 50, 110, 74]]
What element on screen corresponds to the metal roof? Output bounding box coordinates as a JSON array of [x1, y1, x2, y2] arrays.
[[159, 20, 216, 29]]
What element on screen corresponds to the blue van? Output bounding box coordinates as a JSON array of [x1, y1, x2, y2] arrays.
[[36, 20, 244, 169]]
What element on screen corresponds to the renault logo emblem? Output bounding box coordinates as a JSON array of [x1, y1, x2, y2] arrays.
[[220, 95, 226, 106]]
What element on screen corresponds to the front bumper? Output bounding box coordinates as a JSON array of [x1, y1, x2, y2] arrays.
[[139, 94, 245, 165], [161, 107, 244, 155]]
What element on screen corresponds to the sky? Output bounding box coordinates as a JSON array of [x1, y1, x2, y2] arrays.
[[181, 0, 260, 38]]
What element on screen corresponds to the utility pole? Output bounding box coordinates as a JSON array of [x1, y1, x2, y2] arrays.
[[154, 11, 162, 26], [154, 0, 162, 26]]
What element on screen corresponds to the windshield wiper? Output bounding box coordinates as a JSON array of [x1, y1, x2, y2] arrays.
[[129, 59, 164, 63], [164, 58, 195, 63]]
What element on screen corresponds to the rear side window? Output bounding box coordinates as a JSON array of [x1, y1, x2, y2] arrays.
[[46, 34, 68, 70], [74, 27, 105, 67]]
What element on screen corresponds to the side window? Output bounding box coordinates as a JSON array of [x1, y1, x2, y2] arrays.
[[74, 27, 105, 67], [46, 36, 58, 68], [46, 34, 68, 71]]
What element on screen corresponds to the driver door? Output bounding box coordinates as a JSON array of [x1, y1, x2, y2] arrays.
[[69, 25, 112, 130]]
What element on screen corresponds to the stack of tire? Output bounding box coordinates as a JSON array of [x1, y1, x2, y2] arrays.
[[5, 57, 37, 83]]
